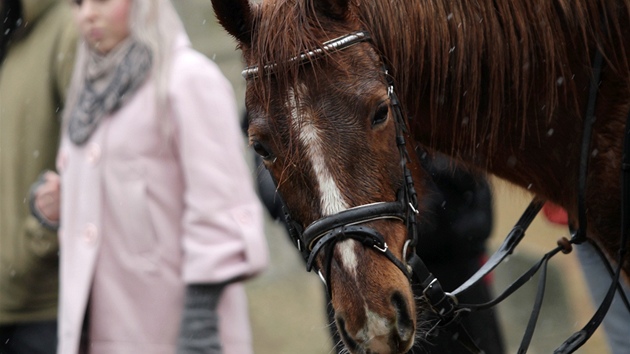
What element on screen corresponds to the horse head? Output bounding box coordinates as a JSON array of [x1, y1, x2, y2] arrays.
[[211, 0, 431, 352]]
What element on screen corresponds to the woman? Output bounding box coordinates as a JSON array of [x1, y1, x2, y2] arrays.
[[31, 0, 269, 353]]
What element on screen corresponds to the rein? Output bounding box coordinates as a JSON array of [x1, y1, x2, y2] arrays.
[[242, 30, 630, 354], [554, 49, 630, 353], [428, 46, 630, 354]]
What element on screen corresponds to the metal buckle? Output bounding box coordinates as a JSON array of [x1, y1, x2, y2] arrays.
[[373, 242, 388, 253]]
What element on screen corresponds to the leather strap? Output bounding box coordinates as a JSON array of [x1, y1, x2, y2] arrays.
[[302, 200, 405, 252], [452, 200, 545, 297], [573, 49, 604, 244]]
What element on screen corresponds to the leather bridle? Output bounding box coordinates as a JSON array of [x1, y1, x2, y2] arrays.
[[242, 30, 630, 354], [244, 32, 427, 296], [243, 31, 484, 352]]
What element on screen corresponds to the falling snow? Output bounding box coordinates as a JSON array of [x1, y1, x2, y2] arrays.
[[556, 76, 565, 86]]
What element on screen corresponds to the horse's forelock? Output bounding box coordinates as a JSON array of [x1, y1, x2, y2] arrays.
[[247, 0, 360, 114]]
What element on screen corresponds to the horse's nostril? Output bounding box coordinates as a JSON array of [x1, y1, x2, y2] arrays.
[[336, 316, 359, 352], [391, 291, 414, 342]]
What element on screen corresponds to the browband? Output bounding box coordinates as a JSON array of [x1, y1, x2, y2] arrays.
[[242, 31, 371, 79]]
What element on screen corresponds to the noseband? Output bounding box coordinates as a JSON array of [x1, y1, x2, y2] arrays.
[[298, 70, 422, 294], [242, 32, 423, 294]]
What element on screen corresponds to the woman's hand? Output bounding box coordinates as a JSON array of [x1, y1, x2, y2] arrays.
[[30, 171, 61, 228]]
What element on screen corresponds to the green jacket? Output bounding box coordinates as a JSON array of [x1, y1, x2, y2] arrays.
[[0, 0, 77, 324]]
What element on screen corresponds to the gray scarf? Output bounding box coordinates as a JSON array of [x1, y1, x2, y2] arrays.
[[68, 39, 153, 145]]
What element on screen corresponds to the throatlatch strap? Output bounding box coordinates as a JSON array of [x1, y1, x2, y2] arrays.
[[574, 49, 604, 244]]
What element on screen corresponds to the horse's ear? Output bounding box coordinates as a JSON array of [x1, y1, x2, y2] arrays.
[[313, 0, 351, 20], [210, 0, 254, 46]]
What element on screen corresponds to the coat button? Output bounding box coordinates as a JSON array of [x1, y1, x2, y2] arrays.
[[236, 210, 252, 226], [83, 223, 98, 245], [86, 143, 101, 165]]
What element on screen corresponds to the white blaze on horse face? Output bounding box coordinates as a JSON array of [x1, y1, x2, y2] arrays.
[[287, 88, 359, 277]]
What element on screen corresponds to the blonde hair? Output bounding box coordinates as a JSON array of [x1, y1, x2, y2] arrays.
[[64, 0, 187, 135]]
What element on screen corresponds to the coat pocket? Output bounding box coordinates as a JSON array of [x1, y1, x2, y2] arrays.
[[105, 162, 158, 258], [121, 178, 158, 255]]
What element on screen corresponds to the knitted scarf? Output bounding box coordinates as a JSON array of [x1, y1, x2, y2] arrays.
[[68, 39, 153, 145]]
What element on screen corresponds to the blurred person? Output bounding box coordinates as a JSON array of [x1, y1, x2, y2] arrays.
[[543, 203, 630, 354], [30, 0, 269, 353], [409, 153, 504, 354], [0, 0, 77, 353]]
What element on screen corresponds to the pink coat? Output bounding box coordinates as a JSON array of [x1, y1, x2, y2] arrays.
[[56, 36, 268, 354]]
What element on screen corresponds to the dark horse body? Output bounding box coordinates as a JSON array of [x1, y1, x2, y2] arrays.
[[211, 0, 630, 352]]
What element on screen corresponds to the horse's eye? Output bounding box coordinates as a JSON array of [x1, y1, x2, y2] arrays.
[[372, 104, 389, 126], [252, 140, 274, 161]]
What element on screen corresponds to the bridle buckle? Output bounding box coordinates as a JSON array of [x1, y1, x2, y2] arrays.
[[373, 242, 388, 253]]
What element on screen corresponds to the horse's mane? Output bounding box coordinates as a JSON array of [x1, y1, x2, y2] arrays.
[[359, 0, 630, 154], [247, 0, 630, 154]]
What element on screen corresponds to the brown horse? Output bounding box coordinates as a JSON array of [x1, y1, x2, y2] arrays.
[[210, 0, 630, 352]]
